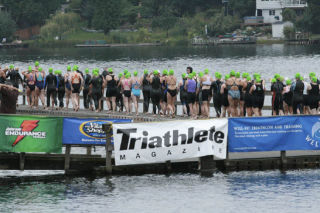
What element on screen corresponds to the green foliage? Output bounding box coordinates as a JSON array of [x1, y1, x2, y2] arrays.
[[229, 0, 256, 17], [282, 8, 297, 22], [283, 26, 296, 39], [152, 12, 177, 38], [0, 12, 16, 39], [91, 0, 123, 34], [40, 12, 82, 39], [208, 11, 241, 36], [0, 0, 63, 28]]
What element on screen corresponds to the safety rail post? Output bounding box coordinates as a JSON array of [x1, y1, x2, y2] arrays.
[[103, 123, 113, 174]]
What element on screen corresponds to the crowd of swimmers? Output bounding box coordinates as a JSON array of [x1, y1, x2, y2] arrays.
[[0, 62, 320, 118]]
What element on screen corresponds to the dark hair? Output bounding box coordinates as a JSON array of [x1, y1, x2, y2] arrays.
[[187, 66, 193, 73]]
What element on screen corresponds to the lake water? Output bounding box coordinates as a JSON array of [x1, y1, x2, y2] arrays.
[[1, 45, 320, 212]]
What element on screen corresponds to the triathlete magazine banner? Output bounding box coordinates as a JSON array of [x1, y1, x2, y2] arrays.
[[0, 115, 63, 153], [228, 116, 320, 152], [113, 119, 228, 166]]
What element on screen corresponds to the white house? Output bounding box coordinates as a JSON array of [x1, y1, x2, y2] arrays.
[[256, 0, 307, 24]]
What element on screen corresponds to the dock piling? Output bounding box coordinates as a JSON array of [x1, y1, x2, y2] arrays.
[[19, 152, 25, 171], [104, 123, 113, 174], [64, 145, 71, 171]]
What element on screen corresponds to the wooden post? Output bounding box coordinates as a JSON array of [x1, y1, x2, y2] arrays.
[[86, 146, 92, 155], [103, 123, 113, 174], [19, 152, 25, 171], [199, 156, 216, 174], [64, 145, 71, 171], [280, 151, 287, 170]]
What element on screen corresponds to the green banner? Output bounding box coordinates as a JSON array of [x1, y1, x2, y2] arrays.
[[0, 115, 63, 153]]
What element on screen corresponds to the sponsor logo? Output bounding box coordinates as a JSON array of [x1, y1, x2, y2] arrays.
[[305, 122, 320, 148], [5, 120, 46, 147], [79, 120, 112, 139]]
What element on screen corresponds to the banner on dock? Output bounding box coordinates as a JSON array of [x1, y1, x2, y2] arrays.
[[112, 119, 228, 166], [0, 115, 63, 153], [62, 118, 132, 145], [228, 116, 320, 152]]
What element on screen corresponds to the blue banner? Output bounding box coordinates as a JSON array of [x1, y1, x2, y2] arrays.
[[228, 116, 320, 152], [63, 118, 132, 145]]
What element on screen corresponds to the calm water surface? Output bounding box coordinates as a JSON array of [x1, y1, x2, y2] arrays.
[[1, 45, 320, 212]]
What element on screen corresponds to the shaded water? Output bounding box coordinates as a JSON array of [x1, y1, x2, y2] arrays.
[[1, 45, 320, 212]]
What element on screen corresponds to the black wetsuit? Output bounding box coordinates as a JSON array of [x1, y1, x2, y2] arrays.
[[283, 86, 293, 107], [308, 83, 319, 110], [292, 80, 304, 114], [252, 83, 264, 109], [271, 80, 284, 115], [57, 75, 65, 108], [116, 79, 123, 111], [6, 70, 22, 88], [151, 76, 161, 114], [83, 74, 91, 109], [244, 81, 253, 108], [106, 75, 117, 97], [90, 76, 103, 110], [142, 75, 151, 113], [212, 80, 222, 117], [45, 73, 58, 107]]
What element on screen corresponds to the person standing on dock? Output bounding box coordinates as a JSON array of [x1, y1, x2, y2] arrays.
[[22, 66, 36, 108], [35, 67, 46, 109], [121, 72, 132, 114], [105, 68, 118, 112], [131, 71, 141, 116], [243, 75, 253, 117], [200, 69, 213, 118], [64, 66, 72, 109], [45, 68, 58, 110], [141, 70, 151, 113], [165, 70, 177, 118], [57, 70, 65, 110], [178, 73, 188, 117], [271, 74, 284, 116], [307, 76, 320, 115], [283, 79, 293, 115], [185, 73, 197, 119], [70, 66, 83, 111], [116, 73, 124, 112], [211, 72, 223, 117], [220, 74, 230, 118], [149, 70, 161, 115], [250, 76, 265, 117], [291, 73, 304, 114], [83, 68, 91, 109], [160, 70, 168, 116], [89, 70, 104, 112], [6, 65, 23, 89], [226, 70, 242, 117]]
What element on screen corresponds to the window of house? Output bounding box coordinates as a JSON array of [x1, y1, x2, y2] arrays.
[[269, 10, 275, 16]]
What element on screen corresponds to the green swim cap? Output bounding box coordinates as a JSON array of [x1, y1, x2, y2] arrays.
[[188, 74, 193, 79], [274, 74, 280, 79], [124, 69, 128, 74], [280, 76, 284, 82], [253, 73, 259, 79], [133, 71, 138, 76], [9, 64, 14, 69], [58, 70, 62, 75], [125, 73, 131, 79], [73, 65, 78, 71], [169, 70, 174, 76], [85, 68, 89, 74], [182, 73, 187, 78], [295, 73, 301, 79], [35, 61, 39, 67], [236, 72, 241, 78], [204, 69, 209, 74], [28, 66, 32, 72], [49, 68, 53, 73], [192, 72, 196, 77], [246, 76, 251, 81], [230, 70, 236, 77], [271, 78, 276, 83], [108, 68, 113, 73], [39, 67, 43, 72], [286, 79, 292, 85], [256, 77, 261, 82], [312, 76, 317, 83], [144, 69, 148, 75], [309, 72, 316, 77], [199, 72, 204, 77], [242, 73, 248, 78], [217, 73, 222, 79], [153, 70, 159, 75], [118, 73, 123, 78], [162, 69, 168, 75], [67, 66, 71, 71], [215, 72, 219, 78], [225, 74, 230, 80], [54, 70, 58, 75]]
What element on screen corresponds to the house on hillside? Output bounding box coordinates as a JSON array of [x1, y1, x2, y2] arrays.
[[256, 0, 307, 24]]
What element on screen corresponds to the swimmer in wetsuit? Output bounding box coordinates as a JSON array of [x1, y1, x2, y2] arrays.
[[35, 67, 46, 109], [56, 70, 65, 109], [89, 70, 104, 112], [220, 74, 231, 118], [149, 70, 162, 115], [178, 73, 188, 117], [291, 73, 304, 115], [105, 68, 118, 112], [116, 73, 124, 112], [141, 70, 151, 113], [243, 75, 254, 117], [45, 68, 58, 109], [185, 73, 197, 119], [83, 68, 91, 109], [250, 76, 265, 116], [307, 76, 320, 115], [165, 70, 177, 118], [211, 72, 223, 117], [64, 66, 72, 109]]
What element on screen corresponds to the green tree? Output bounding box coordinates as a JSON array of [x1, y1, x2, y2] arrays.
[[282, 8, 297, 22], [40, 12, 81, 40], [92, 0, 123, 34], [229, 0, 255, 17], [208, 11, 241, 36], [283, 26, 296, 39], [0, 12, 17, 39], [152, 13, 177, 38]]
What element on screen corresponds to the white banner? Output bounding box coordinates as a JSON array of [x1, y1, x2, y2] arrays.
[[113, 119, 228, 166]]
